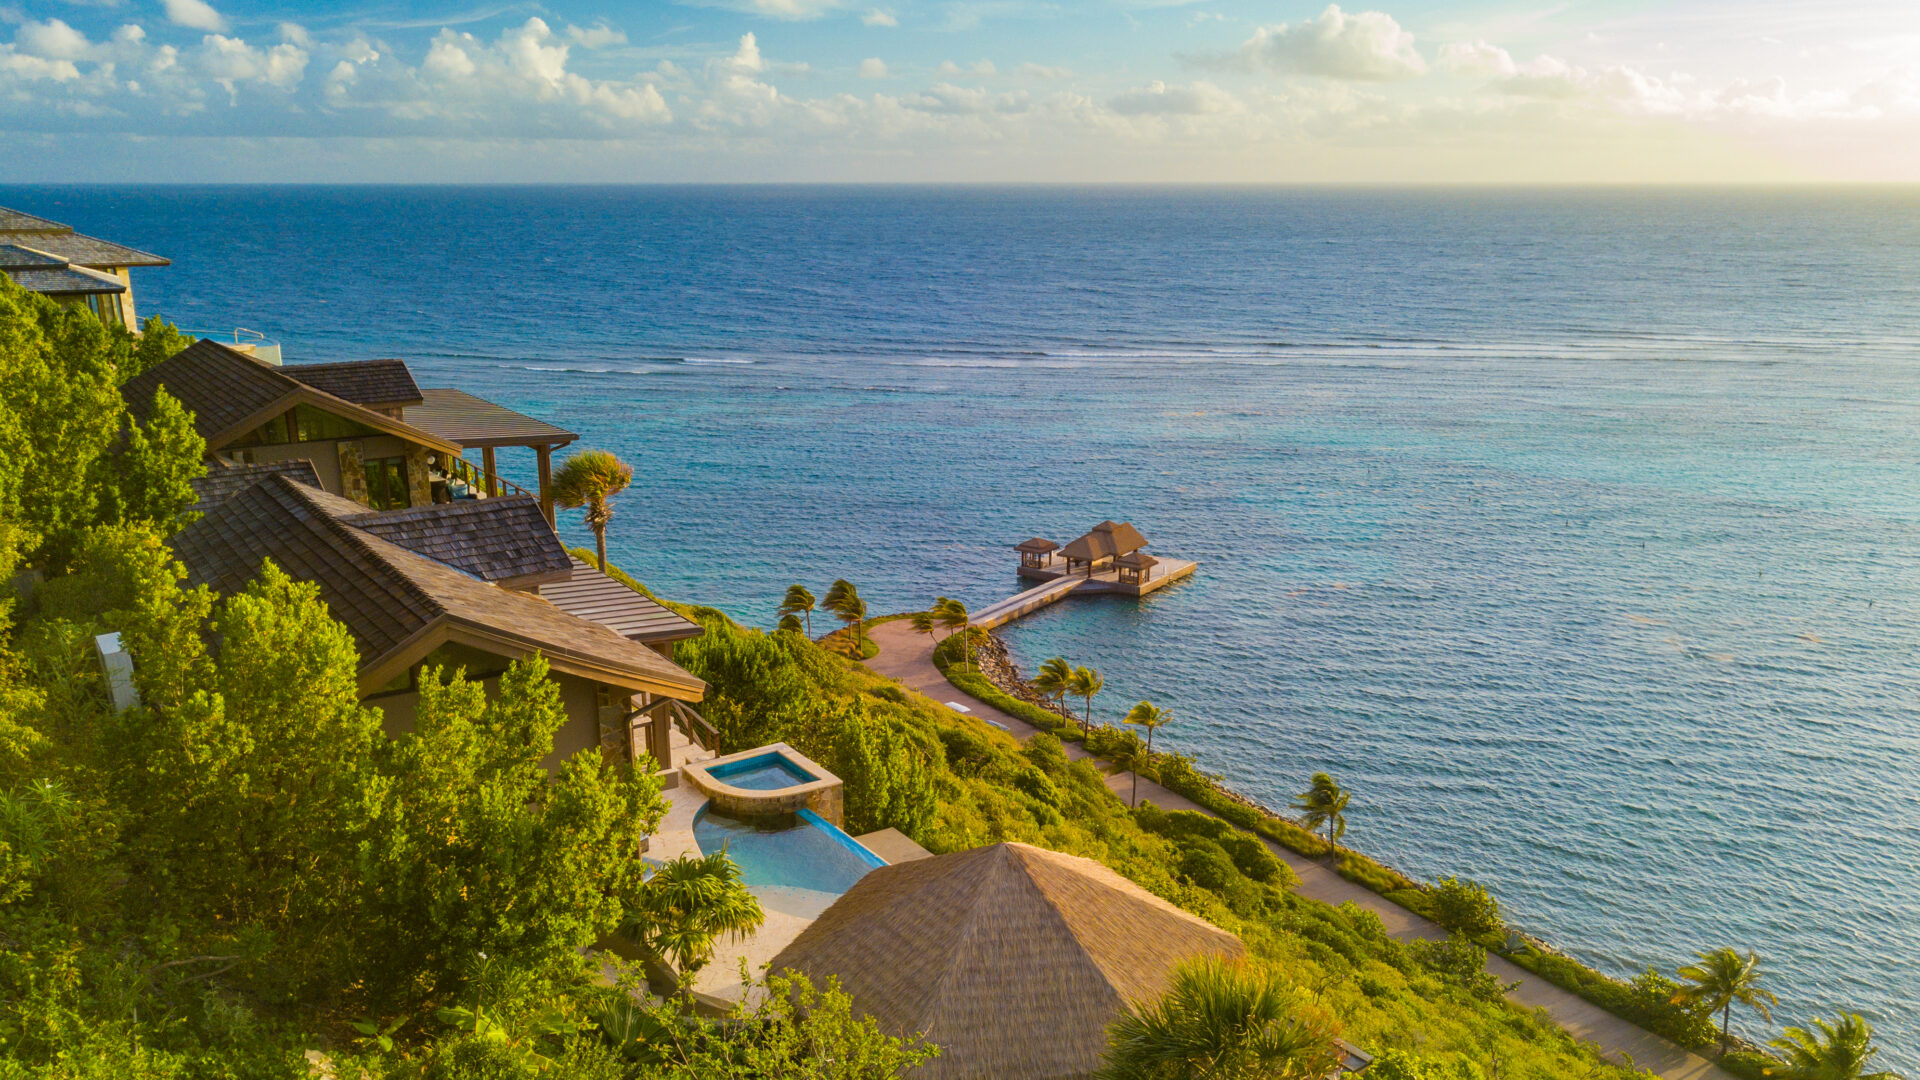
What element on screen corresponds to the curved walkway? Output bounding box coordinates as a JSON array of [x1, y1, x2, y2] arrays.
[[862, 618, 1733, 1080]]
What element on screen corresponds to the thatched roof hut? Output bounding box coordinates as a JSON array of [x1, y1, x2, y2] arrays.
[[1015, 537, 1059, 553], [1059, 520, 1148, 566], [768, 842, 1244, 1080]]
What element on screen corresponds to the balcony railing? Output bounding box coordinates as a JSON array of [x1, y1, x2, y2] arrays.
[[177, 326, 281, 365], [428, 453, 535, 502]]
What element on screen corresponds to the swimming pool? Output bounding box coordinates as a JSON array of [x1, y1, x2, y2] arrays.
[[705, 752, 816, 791], [694, 806, 885, 896]]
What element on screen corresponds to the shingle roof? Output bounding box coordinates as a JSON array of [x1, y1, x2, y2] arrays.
[[284, 359, 424, 409], [0, 208, 68, 234], [123, 339, 459, 453], [348, 496, 571, 588], [770, 842, 1244, 1080], [170, 475, 703, 697], [189, 459, 322, 514], [408, 388, 578, 449], [1059, 520, 1149, 563], [3, 265, 126, 296], [539, 557, 703, 645], [0, 244, 68, 269]]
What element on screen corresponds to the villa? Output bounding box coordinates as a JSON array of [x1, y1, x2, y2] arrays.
[[170, 472, 710, 775], [0, 205, 168, 328], [125, 339, 579, 522]]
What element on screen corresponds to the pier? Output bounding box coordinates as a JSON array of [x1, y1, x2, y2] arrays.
[[970, 520, 1197, 629]]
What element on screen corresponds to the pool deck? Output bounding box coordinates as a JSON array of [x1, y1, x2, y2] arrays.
[[649, 783, 927, 1006]]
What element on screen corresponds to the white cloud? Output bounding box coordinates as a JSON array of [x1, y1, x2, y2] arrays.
[[199, 34, 308, 93], [937, 59, 996, 77], [858, 56, 886, 78], [1109, 79, 1238, 115], [862, 9, 897, 26], [0, 49, 81, 82], [278, 22, 311, 48], [163, 0, 227, 33], [423, 32, 476, 79], [725, 32, 766, 74], [501, 17, 568, 85], [1018, 62, 1071, 79], [567, 23, 627, 49], [1437, 40, 1515, 78], [17, 19, 94, 61], [1232, 5, 1426, 81]]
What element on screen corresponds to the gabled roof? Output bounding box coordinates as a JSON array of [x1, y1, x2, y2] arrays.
[[348, 496, 571, 589], [539, 557, 703, 645], [284, 359, 424, 409], [1059, 520, 1149, 564], [770, 842, 1244, 1080], [0, 207, 168, 268], [1014, 537, 1058, 553], [189, 459, 322, 514], [170, 475, 703, 700], [123, 339, 460, 455]]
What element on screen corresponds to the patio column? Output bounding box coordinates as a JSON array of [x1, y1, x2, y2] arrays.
[[482, 446, 499, 497], [536, 444, 554, 525]]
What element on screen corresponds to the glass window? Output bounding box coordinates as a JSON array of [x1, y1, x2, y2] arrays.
[[293, 404, 377, 442], [362, 456, 410, 510]]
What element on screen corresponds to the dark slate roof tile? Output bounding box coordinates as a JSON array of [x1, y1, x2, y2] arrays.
[[284, 359, 424, 408], [349, 496, 571, 586], [189, 459, 322, 513]]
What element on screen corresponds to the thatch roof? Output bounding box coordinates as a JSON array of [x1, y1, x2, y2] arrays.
[[1113, 550, 1158, 570], [1015, 537, 1058, 553], [1059, 520, 1148, 563], [769, 842, 1244, 1080]]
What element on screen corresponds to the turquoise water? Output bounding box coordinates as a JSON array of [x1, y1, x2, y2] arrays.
[[693, 807, 883, 895], [16, 185, 1918, 1062], [706, 752, 816, 791]]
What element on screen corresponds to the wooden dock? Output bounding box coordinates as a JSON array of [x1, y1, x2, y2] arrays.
[[970, 558, 1197, 630]]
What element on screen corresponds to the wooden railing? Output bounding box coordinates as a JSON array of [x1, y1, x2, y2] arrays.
[[434, 453, 536, 500], [667, 699, 719, 753]]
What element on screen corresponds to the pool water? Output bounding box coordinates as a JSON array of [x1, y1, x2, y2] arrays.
[[705, 753, 815, 791], [694, 807, 884, 895]]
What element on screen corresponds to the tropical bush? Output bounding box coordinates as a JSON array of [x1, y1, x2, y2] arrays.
[[1428, 877, 1503, 938]]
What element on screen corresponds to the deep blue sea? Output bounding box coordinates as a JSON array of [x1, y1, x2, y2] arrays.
[[10, 185, 1918, 1063]]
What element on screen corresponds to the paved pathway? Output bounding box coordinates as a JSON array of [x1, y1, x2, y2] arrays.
[[863, 619, 1732, 1080]]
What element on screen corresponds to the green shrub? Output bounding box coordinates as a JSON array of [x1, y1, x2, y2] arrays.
[[1429, 877, 1502, 937], [1022, 732, 1068, 775], [1367, 1048, 1489, 1080], [936, 725, 996, 777], [1410, 938, 1516, 1003]]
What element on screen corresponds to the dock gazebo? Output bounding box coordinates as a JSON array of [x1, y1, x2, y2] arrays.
[[1113, 549, 1158, 586], [1059, 520, 1149, 577], [1014, 537, 1059, 569]]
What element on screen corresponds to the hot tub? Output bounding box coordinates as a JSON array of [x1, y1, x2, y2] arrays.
[[680, 742, 846, 827]]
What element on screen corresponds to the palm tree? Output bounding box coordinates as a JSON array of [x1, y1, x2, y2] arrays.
[[779, 584, 816, 637], [1291, 772, 1349, 854], [910, 610, 939, 652], [934, 596, 971, 670], [625, 851, 765, 985], [1674, 948, 1777, 1056], [1768, 1013, 1897, 1080], [548, 449, 633, 574], [1108, 738, 1151, 809], [822, 579, 866, 653], [777, 613, 803, 633], [1069, 666, 1103, 734], [1034, 656, 1073, 716], [1124, 700, 1172, 754], [1100, 957, 1339, 1080]]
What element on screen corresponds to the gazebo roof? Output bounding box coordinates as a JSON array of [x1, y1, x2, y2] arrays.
[[769, 842, 1243, 1080], [1114, 550, 1158, 570], [1059, 520, 1148, 563], [1014, 537, 1058, 553]]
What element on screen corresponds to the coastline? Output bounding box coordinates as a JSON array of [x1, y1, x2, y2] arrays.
[[940, 624, 1777, 1078]]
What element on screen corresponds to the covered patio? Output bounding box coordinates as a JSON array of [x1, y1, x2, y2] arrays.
[[406, 388, 579, 524]]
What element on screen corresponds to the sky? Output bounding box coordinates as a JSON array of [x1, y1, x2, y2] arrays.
[[4, 0, 1920, 182]]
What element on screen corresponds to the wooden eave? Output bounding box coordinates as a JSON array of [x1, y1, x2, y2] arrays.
[[205, 385, 464, 457]]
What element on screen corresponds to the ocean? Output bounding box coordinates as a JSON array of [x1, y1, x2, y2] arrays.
[[11, 184, 1917, 1064]]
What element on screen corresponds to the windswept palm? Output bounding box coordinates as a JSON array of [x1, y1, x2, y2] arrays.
[[1291, 772, 1349, 854], [823, 579, 866, 652], [549, 449, 633, 574], [934, 596, 971, 670], [1124, 700, 1172, 754], [1768, 1013, 1897, 1080], [1100, 958, 1340, 1080], [1034, 656, 1073, 716], [779, 584, 816, 637], [1674, 948, 1777, 1056], [911, 610, 939, 653], [1069, 666, 1103, 734]]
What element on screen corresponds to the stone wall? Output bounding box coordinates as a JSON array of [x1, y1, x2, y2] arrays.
[[336, 442, 369, 506]]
